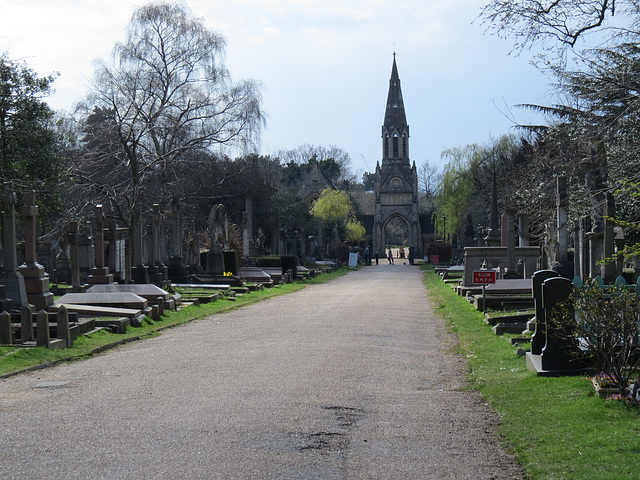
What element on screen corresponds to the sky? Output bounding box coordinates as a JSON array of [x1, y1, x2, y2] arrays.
[[1, 0, 553, 177]]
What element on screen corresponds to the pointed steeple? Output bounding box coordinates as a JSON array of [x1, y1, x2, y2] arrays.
[[381, 53, 410, 165], [384, 53, 407, 128]]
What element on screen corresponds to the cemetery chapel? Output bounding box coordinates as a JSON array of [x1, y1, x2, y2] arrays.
[[373, 53, 422, 258]]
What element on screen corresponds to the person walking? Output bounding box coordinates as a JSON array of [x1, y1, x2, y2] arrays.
[[388, 248, 394, 264]]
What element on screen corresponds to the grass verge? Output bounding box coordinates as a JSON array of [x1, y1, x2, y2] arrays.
[[423, 266, 640, 480], [0, 268, 348, 378]]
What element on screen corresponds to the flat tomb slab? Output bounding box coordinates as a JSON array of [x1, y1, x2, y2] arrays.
[[172, 283, 231, 290], [484, 279, 532, 295], [49, 303, 142, 318], [56, 292, 148, 309], [86, 284, 170, 301]]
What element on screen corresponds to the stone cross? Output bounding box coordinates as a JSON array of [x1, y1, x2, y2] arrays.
[[17, 191, 54, 310], [23, 191, 38, 265]]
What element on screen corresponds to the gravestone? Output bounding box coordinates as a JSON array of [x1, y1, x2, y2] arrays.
[[21, 305, 34, 343], [0, 311, 13, 344], [148, 204, 168, 285], [206, 204, 225, 274], [167, 197, 188, 282], [87, 204, 114, 285], [56, 305, 71, 348], [131, 204, 149, 284], [0, 183, 29, 309], [530, 270, 561, 355], [68, 221, 83, 290], [17, 191, 54, 310], [527, 276, 585, 374]]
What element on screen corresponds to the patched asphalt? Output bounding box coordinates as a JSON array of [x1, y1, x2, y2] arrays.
[[0, 264, 522, 479]]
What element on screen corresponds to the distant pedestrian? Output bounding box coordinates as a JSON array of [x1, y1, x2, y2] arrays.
[[375, 252, 379, 265], [388, 248, 394, 264]]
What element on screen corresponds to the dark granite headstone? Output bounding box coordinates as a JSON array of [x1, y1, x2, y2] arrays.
[[540, 276, 579, 371], [531, 270, 561, 355]]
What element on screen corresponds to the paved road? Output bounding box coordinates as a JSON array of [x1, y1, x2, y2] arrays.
[[0, 264, 522, 479]]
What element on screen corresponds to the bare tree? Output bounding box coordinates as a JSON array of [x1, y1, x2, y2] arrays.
[[76, 2, 264, 224], [478, 0, 640, 53]]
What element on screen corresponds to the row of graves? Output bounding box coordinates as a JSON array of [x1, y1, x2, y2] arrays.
[[437, 175, 639, 377], [1, 189, 326, 351]]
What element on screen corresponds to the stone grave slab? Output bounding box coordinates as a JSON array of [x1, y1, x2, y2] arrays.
[[86, 283, 170, 302], [49, 303, 143, 318], [238, 268, 273, 285], [55, 292, 148, 310], [172, 283, 231, 290], [484, 279, 532, 295]]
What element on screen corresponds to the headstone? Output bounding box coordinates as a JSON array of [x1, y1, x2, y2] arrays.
[[243, 198, 253, 258], [131, 204, 150, 283], [0, 311, 13, 344], [148, 204, 168, 285], [56, 305, 71, 348], [21, 305, 34, 343], [530, 270, 561, 355], [68, 221, 82, 289], [36, 310, 50, 348], [518, 214, 530, 246], [0, 183, 29, 309], [539, 277, 580, 371], [87, 204, 114, 285], [17, 191, 54, 310], [206, 204, 225, 274]]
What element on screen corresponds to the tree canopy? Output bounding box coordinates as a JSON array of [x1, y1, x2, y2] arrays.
[[74, 2, 264, 225], [0, 53, 65, 219]]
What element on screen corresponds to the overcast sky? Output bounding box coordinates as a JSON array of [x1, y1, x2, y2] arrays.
[[2, 0, 552, 177]]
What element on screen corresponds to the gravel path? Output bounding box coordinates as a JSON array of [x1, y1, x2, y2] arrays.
[[0, 264, 522, 479]]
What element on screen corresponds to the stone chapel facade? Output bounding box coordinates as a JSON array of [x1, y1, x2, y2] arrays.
[[372, 54, 422, 258]]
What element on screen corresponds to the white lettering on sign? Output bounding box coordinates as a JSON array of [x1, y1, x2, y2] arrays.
[[473, 270, 496, 284]]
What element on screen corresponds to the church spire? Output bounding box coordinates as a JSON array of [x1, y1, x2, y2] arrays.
[[382, 53, 409, 164]]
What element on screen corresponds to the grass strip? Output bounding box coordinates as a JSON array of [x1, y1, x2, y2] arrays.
[[423, 266, 640, 480], [0, 268, 348, 378]]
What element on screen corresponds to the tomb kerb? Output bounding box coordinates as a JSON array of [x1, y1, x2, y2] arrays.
[[17, 191, 54, 310], [0, 183, 29, 309]]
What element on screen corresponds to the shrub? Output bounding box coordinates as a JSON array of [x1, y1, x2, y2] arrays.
[[559, 283, 640, 394]]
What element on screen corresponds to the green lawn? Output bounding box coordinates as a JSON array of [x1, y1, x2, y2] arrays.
[[423, 266, 640, 480]]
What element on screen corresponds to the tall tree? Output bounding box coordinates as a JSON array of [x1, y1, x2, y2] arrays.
[[78, 2, 264, 224], [0, 53, 65, 218]]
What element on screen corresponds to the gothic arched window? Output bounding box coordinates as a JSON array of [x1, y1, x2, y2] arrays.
[[393, 133, 399, 157]]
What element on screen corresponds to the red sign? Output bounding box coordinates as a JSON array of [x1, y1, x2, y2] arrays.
[[429, 255, 439, 265], [473, 270, 496, 284]]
